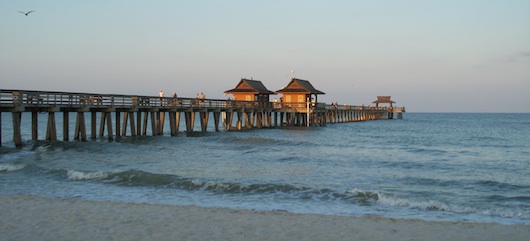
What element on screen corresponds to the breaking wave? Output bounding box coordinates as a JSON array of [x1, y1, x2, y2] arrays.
[[66, 170, 110, 181], [0, 163, 27, 172], [377, 193, 530, 219]]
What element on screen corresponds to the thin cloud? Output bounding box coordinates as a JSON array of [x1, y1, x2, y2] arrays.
[[502, 50, 530, 63]]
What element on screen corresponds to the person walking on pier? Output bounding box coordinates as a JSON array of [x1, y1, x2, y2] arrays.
[[159, 89, 164, 106], [172, 91, 178, 106], [200, 92, 205, 107]]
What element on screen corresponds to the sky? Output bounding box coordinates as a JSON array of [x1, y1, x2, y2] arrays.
[[1, 0, 529, 112]]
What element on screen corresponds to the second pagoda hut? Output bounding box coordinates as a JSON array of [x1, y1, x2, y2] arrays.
[[274, 78, 325, 111]]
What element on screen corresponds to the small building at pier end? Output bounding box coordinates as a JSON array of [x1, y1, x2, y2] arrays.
[[372, 96, 395, 108], [223, 78, 274, 102], [274, 78, 325, 111], [372, 96, 405, 119]]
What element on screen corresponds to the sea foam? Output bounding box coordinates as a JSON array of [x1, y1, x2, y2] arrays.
[[66, 170, 109, 181], [0, 163, 26, 172]]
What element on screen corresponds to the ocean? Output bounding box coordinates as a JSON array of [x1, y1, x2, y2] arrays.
[[1, 113, 529, 225]]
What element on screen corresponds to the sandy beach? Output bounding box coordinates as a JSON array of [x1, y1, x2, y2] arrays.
[[0, 194, 528, 241]]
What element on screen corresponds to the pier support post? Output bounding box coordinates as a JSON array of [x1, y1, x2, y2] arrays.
[[74, 112, 87, 141], [136, 111, 142, 135], [142, 112, 148, 135], [120, 112, 136, 136], [115, 111, 121, 137], [150, 112, 157, 135], [245, 112, 251, 129], [46, 112, 57, 141], [12, 112, 22, 147], [236, 111, 242, 130], [106, 112, 113, 140], [213, 112, 220, 132], [267, 111, 272, 127], [91, 112, 96, 139], [99, 112, 105, 137], [99, 112, 113, 140], [175, 112, 181, 133], [184, 112, 195, 132], [169, 112, 176, 136], [250, 112, 256, 127], [129, 112, 136, 136], [255, 112, 262, 128], [200, 111, 208, 132], [224, 112, 233, 131], [63, 111, 69, 141], [122, 112, 128, 136], [158, 112, 165, 135], [32, 111, 38, 140]]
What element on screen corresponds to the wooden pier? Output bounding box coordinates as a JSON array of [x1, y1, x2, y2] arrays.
[[0, 89, 405, 147]]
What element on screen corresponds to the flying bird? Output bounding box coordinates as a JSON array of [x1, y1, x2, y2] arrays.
[[19, 10, 35, 16]]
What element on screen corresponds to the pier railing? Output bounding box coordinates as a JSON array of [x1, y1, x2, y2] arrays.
[[0, 89, 267, 110], [1, 89, 404, 113]]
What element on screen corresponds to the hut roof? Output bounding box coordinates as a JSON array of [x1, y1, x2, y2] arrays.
[[224, 79, 274, 95], [274, 78, 325, 95], [372, 96, 395, 104]]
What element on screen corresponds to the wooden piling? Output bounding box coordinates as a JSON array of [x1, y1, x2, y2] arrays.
[[244, 111, 251, 129], [74, 112, 87, 141], [213, 112, 220, 132], [63, 111, 69, 141], [115, 111, 121, 137], [90, 112, 96, 139], [106, 112, 113, 140], [12, 112, 22, 147], [99, 112, 113, 140], [142, 111, 148, 135], [185, 112, 195, 132], [136, 111, 142, 135], [158, 112, 165, 135], [223, 112, 232, 131], [99, 112, 106, 137], [175, 112, 181, 134], [122, 112, 128, 136], [46, 112, 57, 141], [129, 112, 136, 136], [150, 112, 157, 135], [32, 111, 38, 140], [236, 111, 242, 130], [169, 112, 176, 136], [0, 112, 2, 146], [200, 111, 208, 132]]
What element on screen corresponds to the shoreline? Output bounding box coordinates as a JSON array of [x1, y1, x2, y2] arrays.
[[1, 194, 528, 241]]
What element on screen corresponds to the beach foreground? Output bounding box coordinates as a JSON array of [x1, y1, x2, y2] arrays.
[[1, 195, 528, 241]]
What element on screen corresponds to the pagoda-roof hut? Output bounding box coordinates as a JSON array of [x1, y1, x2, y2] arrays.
[[372, 96, 395, 108], [224, 78, 274, 102], [274, 78, 325, 104]]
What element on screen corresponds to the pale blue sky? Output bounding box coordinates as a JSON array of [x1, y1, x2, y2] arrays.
[[1, 0, 529, 112]]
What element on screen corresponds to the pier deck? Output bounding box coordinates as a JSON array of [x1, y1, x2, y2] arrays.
[[1, 89, 404, 147]]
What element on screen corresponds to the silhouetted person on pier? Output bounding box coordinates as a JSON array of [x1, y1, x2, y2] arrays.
[[159, 90, 164, 106], [200, 92, 205, 107], [172, 91, 178, 106]]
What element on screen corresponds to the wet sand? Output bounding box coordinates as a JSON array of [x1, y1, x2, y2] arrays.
[[1, 194, 528, 241]]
